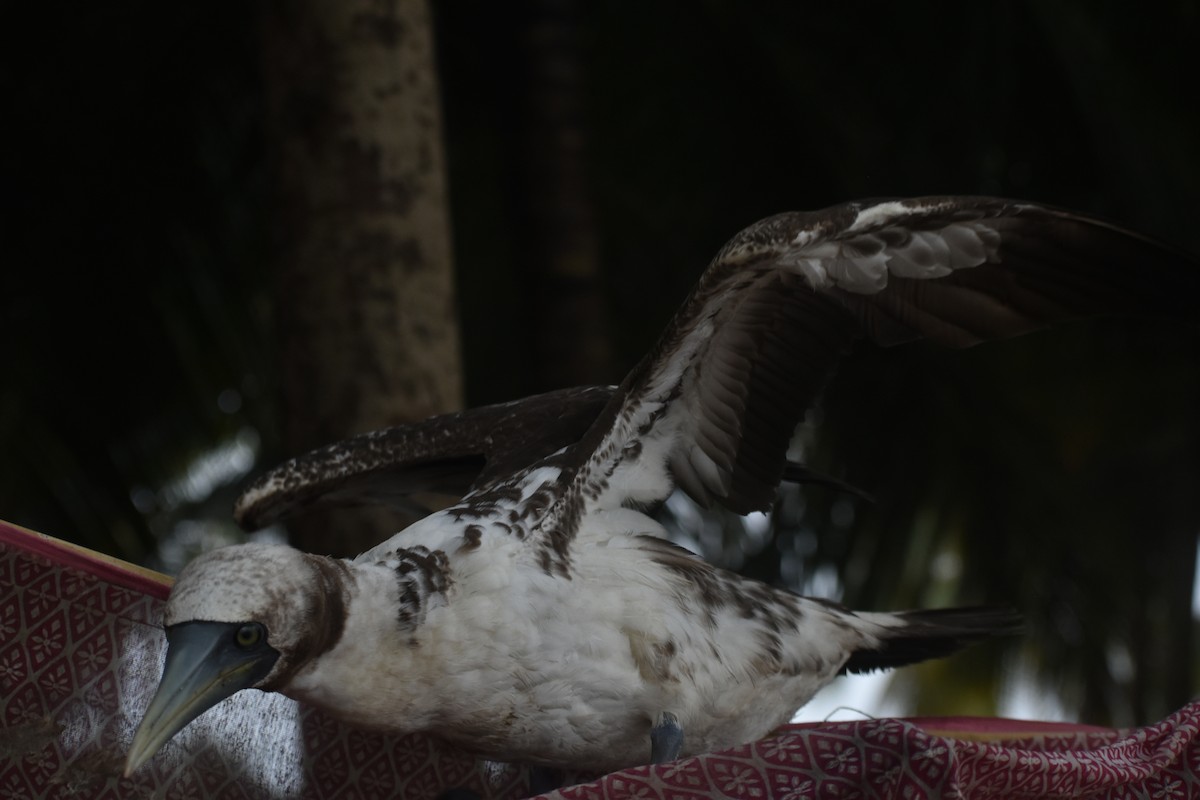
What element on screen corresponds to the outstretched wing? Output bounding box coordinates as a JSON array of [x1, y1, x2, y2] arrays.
[[234, 386, 613, 531], [550, 196, 1198, 530], [235, 385, 872, 531]]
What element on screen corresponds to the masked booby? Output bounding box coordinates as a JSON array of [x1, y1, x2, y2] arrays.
[[126, 196, 1198, 775]]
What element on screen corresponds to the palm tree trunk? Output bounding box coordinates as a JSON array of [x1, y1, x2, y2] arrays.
[[261, 0, 462, 556]]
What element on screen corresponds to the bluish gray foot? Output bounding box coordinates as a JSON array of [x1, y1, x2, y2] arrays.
[[650, 711, 684, 764]]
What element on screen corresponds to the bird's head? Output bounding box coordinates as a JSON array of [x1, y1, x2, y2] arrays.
[[125, 542, 350, 775]]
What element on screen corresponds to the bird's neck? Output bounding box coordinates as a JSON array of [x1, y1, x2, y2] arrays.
[[279, 559, 460, 732]]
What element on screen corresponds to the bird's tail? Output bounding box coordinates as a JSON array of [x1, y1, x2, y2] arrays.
[[841, 606, 1022, 676]]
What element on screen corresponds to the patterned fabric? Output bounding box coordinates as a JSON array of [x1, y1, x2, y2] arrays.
[[2, 519, 1198, 799], [546, 711, 1200, 799]]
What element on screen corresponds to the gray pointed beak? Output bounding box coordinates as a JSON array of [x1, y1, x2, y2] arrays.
[[125, 621, 279, 776]]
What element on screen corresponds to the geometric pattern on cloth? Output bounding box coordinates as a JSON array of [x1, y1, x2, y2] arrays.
[[545, 706, 1200, 799]]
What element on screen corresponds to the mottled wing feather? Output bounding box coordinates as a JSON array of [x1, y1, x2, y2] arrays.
[[233, 386, 615, 531], [549, 196, 1198, 531], [834, 209, 1196, 348], [235, 384, 868, 531]]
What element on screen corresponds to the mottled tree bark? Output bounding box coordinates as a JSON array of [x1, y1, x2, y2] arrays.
[[262, 0, 462, 556]]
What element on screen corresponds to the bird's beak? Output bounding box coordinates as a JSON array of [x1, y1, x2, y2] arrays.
[[124, 621, 279, 776]]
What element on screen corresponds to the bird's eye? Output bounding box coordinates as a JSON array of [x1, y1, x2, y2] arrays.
[[235, 623, 263, 648]]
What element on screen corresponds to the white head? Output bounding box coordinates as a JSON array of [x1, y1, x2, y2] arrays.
[[165, 542, 351, 685], [126, 543, 351, 775]]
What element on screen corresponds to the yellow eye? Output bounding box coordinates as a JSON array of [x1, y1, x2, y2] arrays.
[[235, 624, 262, 648]]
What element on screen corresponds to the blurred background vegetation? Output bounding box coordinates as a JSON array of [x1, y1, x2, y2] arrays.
[[2, 1, 1198, 729]]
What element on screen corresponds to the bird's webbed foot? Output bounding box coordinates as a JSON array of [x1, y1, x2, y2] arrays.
[[650, 711, 684, 764]]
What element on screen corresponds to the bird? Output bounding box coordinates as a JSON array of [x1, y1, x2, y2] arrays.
[[126, 196, 1198, 777]]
